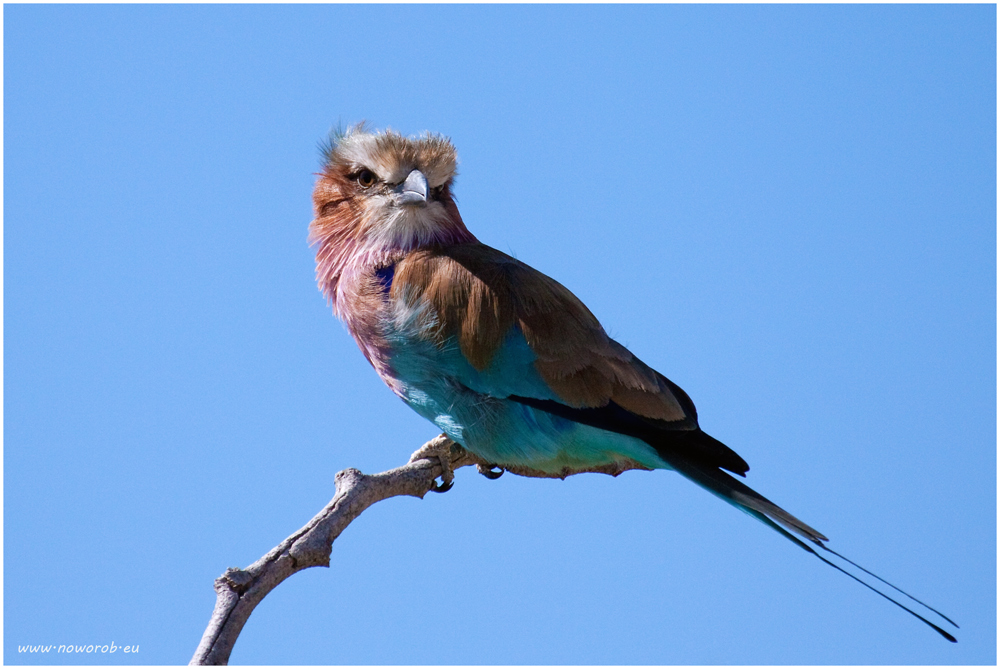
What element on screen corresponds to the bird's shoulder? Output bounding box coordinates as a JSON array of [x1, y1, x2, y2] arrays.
[[391, 243, 600, 363]]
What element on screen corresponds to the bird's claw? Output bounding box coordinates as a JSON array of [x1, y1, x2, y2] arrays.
[[430, 478, 454, 493], [410, 436, 456, 493], [478, 464, 505, 480]]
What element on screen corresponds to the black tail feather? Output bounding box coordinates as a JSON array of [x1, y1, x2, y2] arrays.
[[661, 453, 957, 643], [808, 543, 957, 642], [816, 542, 959, 630], [664, 452, 828, 543]]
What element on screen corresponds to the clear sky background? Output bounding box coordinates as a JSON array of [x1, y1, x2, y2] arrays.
[[4, 4, 996, 665]]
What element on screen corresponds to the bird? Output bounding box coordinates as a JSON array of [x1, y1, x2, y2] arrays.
[[309, 123, 957, 643]]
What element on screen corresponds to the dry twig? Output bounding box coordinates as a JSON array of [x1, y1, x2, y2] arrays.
[[190, 434, 647, 665]]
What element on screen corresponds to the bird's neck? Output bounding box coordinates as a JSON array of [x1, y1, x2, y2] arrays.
[[312, 206, 476, 322]]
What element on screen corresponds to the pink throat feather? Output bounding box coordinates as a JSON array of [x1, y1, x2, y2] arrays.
[[310, 207, 477, 323]]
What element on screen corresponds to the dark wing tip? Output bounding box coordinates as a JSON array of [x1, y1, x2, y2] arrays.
[[683, 430, 750, 476]]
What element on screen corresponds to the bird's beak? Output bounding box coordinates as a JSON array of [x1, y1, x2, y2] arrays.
[[395, 169, 429, 205]]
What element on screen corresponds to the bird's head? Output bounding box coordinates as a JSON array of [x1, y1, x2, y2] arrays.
[[309, 123, 476, 314], [310, 124, 472, 252]]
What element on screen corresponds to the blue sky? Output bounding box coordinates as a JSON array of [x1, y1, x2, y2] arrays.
[[4, 4, 995, 665]]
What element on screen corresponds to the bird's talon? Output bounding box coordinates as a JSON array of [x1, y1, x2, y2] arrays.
[[430, 478, 454, 493], [478, 464, 505, 480]]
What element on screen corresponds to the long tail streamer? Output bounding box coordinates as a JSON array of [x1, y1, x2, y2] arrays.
[[761, 513, 958, 643], [816, 542, 959, 630], [810, 541, 958, 642]]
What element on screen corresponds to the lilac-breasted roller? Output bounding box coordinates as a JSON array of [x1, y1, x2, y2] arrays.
[[309, 124, 956, 642]]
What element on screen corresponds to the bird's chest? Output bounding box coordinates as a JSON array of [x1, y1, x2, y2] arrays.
[[377, 286, 461, 388], [344, 267, 457, 395]]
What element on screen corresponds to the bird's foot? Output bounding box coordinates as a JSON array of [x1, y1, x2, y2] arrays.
[[477, 464, 505, 480], [409, 435, 456, 493]]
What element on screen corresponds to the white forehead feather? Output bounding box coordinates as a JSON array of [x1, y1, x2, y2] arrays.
[[329, 126, 458, 188]]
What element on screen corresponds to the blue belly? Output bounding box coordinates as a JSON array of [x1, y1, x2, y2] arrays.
[[382, 322, 667, 474]]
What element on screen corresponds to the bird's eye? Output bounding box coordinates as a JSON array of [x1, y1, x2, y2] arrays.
[[356, 169, 377, 188]]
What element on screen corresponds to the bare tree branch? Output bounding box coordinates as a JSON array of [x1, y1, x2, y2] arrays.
[[190, 434, 649, 665]]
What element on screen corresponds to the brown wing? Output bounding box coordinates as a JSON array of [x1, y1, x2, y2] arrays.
[[394, 243, 689, 422]]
